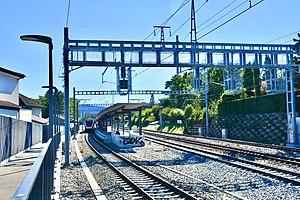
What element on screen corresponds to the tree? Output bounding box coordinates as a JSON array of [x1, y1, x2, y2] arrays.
[[184, 104, 194, 126], [243, 66, 254, 97], [294, 56, 300, 89], [164, 72, 201, 108], [34, 90, 64, 118], [253, 68, 261, 97], [208, 68, 224, 101]]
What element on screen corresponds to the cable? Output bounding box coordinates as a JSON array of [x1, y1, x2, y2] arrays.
[[198, 0, 264, 40], [144, 0, 190, 41], [133, 0, 191, 80], [198, 0, 248, 34], [265, 30, 300, 44], [65, 0, 71, 27], [197, 0, 240, 30]]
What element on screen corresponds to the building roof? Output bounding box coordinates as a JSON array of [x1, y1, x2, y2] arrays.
[[19, 94, 45, 108], [96, 103, 146, 119], [0, 67, 25, 80], [0, 100, 20, 110]]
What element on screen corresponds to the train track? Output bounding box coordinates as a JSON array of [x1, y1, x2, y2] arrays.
[[85, 133, 197, 200], [143, 130, 300, 167], [143, 130, 300, 186], [143, 129, 300, 153]]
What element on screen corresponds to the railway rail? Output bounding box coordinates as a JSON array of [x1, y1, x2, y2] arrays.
[[143, 130, 300, 167], [143, 129, 300, 153], [85, 133, 197, 200], [143, 130, 300, 186]]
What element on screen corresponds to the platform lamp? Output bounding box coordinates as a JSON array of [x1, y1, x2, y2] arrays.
[[20, 35, 54, 139]]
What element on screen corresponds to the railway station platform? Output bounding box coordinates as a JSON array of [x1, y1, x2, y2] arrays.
[[0, 143, 46, 200]]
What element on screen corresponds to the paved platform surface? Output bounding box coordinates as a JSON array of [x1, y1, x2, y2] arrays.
[[0, 143, 45, 200]]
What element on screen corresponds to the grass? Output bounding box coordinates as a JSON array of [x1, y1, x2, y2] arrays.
[[144, 123, 184, 134]]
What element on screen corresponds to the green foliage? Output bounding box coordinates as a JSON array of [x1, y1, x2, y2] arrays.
[[162, 107, 173, 121], [218, 94, 286, 116], [184, 104, 194, 120], [169, 108, 184, 121], [163, 72, 202, 108], [208, 99, 219, 118], [294, 56, 300, 90], [34, 90, 64, 118], [243, 67, 255, 97], [253, 68, 261, 97], [159, 98, 175, 108], [208, 68, 224, 101]]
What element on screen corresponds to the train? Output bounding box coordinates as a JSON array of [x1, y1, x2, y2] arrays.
[[84, 118, 95, 132]]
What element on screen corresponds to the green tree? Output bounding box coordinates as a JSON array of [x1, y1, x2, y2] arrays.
[[34, 90, 64, 118], [165, 72, 201, 108], [206, 68, 224, 102], [184, 104, 194, 126], [169, 108, 184, 123], [294, 56, 300, 89], [253, 68, 261, 97], [243, 66, 254, 97]]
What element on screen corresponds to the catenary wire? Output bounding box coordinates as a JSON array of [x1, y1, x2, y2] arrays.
[[264, 30, 300, 44], [198, 0, 264, 40], [65, 0, 71, 27], [197, 0, 248, 34], [197, 0, 242, 32], [143, 0, 190, 41]]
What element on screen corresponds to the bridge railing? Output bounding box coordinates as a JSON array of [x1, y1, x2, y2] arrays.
[[0, 115, 42, 164], [13, 132, 61, 200]]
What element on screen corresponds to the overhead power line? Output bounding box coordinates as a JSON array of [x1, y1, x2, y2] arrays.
[[144, 0, 190, 41], [265, 30, 300, 44], [65, 0, 71, 27], [198, 0, 264, 40], [197, 0, 241, 31]]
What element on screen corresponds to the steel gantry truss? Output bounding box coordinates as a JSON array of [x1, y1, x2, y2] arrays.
[[75, 89, 194, 96], [63, 27, 299, 164]]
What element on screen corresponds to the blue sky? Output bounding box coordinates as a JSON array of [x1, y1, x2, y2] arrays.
[[0, 0, 299, 104]]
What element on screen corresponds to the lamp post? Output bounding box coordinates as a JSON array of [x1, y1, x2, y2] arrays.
[[21, 35, 54, 139]]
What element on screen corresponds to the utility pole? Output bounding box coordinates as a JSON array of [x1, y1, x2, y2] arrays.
[[153, 25, 171, 42], [190, 0, 209, 136], [190, 0, 197, 43]]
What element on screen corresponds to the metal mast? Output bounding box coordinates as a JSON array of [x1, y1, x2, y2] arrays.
[[153, 25, 171, 42]]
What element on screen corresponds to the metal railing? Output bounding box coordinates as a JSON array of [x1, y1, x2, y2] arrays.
[[13, 132, 61, 200]]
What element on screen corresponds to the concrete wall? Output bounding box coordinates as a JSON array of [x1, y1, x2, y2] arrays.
[[0, 115, 42, 163]]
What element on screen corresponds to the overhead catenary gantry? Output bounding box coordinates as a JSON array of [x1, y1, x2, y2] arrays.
[[63, 27, 299, 165]]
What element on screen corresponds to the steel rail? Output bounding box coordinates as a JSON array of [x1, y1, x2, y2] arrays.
[[86, 133, 197, 199], [85, 134, 154, 200], [145, 135, 300, 186], [143, 129, 300, 152], [143, 130, 300, 166]]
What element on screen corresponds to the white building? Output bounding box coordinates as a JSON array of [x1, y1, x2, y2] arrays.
[[0, 67, 25, 118], [19, 94, 47, 124], [0, 67, 47, 124]]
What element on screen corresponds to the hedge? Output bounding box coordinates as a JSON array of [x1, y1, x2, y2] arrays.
[[218, 93, 292, 116]]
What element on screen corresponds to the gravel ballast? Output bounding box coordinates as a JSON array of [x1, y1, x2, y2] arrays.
[[59, 133, 300, 200], [60, 138, 95, 200]]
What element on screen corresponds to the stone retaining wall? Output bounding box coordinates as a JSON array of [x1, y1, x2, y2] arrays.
[[208, 113, 287, 144]]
